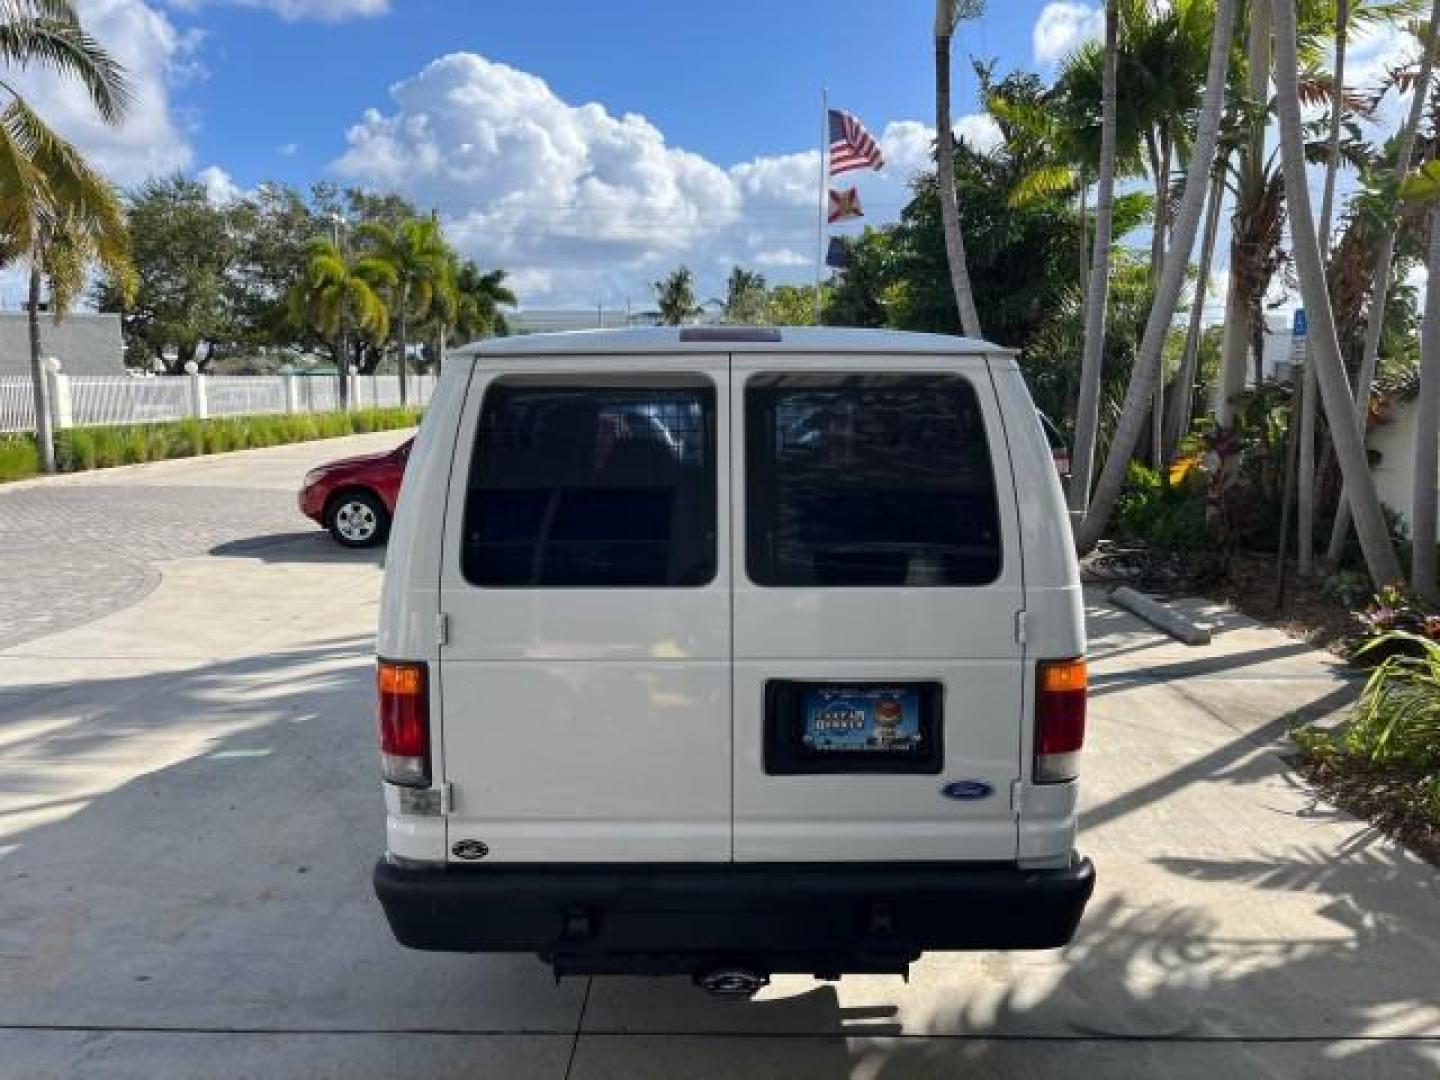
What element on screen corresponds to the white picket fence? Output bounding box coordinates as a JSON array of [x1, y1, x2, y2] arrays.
[[0, 370, 436, 435]]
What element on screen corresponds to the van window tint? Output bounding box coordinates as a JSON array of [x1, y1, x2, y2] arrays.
[[463, 379, 717, 588], [746, 373, 1001, 587]]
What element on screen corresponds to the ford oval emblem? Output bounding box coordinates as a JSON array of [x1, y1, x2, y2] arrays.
[[941, 780, 994, 801], [452, 839, 489, 860]]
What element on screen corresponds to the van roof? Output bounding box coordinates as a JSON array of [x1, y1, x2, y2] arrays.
[[451, 326, 1015, 359]]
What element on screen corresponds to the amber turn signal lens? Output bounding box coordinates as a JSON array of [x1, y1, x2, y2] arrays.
[[1039, 658, 1087, 694]]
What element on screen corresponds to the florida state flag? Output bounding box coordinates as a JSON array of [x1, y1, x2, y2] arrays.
[[827, 186, 863, 224]]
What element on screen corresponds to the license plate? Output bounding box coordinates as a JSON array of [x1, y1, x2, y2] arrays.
[[801, 686, 923, 754]]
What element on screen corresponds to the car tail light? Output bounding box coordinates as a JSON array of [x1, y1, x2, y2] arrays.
[[1035, 658, 1086, 783], [378, 660, 429, 787]]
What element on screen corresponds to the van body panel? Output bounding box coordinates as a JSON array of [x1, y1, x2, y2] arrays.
[[376, 329, 1092, 973], [436, 356, 733, 863], [730, 355, 1027, 863], [989, 363, 1086, 865]]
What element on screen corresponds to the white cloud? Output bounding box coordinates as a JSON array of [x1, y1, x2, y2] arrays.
[[164, 0, 388, 20], [12, 0, 194, 186], [956, 113, 1003, 154], [1033, 2, 1103, 65], [330, 53, 945, 308], [278, 141, 299, 156], [754, 248, 809, 268], [197, 164, 244, 204]]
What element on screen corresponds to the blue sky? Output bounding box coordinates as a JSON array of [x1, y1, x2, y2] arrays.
[[181, 1, 1046, 189], [16, 1, 1417, 311]]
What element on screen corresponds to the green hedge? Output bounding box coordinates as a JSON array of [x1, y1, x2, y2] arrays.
[[0, 406, 422, 484]]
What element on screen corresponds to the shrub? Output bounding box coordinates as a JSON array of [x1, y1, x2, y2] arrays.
[[0, 436, 39, 481], [57, 428, 97, 471], [1114, 462, 1214, 552], [1343, 632, 1440, 769], [5, 407, 422, 484]]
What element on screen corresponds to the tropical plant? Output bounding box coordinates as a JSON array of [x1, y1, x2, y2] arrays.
[[722, 265, 767, 324], [452, 259, 515, 340], [1344, 631, 1440, 767], [1076, 0, 1240, 552], [1326, 7, 1439, 566], [356, 216, 451, 404], [0, 0, 133, 473], [1069, 0, 1120, 512], [934, 0, 984, 338], [286, 237, 393, 399], [1398, 162, 1440, 599], [765, 283, 826, 325], [1271, 0, 1404, 586], [653, 265, 700, 325]]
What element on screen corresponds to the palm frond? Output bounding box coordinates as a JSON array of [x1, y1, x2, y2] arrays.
[[0, 17, 130, 124], [1008, 162, 1078, 207]]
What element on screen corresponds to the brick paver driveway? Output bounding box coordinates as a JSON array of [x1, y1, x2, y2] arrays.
[[0, 434, 407, 649]]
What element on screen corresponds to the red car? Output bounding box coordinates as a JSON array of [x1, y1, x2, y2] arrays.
[[299, 437, 412, 547]]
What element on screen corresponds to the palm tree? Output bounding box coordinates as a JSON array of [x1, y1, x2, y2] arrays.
[[1271, 0, 1403, 586], [1069, 0, 1120, 513], [654, 265, 700, 325], [1076, 0, 1240, 552], [1214, 0, 1273, 428], [934, 0, 983, 338], [1298, 0, 1351, 576], [723, 265, 767, 324], [0, 0, 132, 473], [1164, 145, 1230, 459], [1412, 206, 1440, 600], [286, 237, 393, 391], [1397, 160, 1440, 597], [449, 259, 515, 343], [1326, 5, 1440, 565], [357, 216, 450, 405]]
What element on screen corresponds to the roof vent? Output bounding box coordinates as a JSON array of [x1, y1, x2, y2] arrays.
[[678, 327, 782, 343]]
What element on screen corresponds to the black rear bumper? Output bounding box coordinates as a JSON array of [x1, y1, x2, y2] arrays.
[[373, 857, 1095, 978]]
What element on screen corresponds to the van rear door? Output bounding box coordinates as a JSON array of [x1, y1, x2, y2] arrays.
[[731, 358, 1026, 862], [436, 358, 732, 862]]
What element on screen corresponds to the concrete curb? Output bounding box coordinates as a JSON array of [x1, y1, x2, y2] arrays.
[[1109, 586, 1213, 646]]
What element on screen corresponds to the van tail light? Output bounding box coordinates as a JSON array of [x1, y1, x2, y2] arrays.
[[378, 660, 429, 787], [1035, 658, 1086, 783]]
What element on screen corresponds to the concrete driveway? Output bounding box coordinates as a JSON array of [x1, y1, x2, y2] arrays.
[[0, 435, 1435, 1079]]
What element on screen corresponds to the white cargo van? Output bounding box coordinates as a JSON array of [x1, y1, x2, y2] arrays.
[[373, 327, 1093, 994]]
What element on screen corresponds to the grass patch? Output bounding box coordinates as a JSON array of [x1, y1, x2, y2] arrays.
[[0, 435, 40, 482], [2, 406, 422, 484]]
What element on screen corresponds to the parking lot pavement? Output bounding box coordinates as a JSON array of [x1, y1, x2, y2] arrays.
[[0, 438, 1437, 1078]]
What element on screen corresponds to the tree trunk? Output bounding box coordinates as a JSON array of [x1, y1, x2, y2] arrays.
[[1215, 0, 1273, 428], [1412, 208, 1440, 601], [1076, 0, 1239, 552], [397, 283, 410, 407], [1165, 150, 1227, 460], [1271, 0, 1403, 587], [935, 8, 983, 339], [1153, 131, 1170, 466], [1299, 0, 1347, 576], [27, 265, 56, 474], [1325, 0, 1439, 566], [1068, 0, 1120, 514]]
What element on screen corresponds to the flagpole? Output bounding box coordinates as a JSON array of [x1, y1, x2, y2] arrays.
[[815, 86, 827, 326]]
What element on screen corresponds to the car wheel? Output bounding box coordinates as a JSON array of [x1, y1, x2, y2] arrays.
[[327, 490, 390, 548]]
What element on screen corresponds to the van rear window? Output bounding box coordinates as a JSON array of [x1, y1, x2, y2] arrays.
[[463, 379, 717, 588], [745, 374, 1001, 588]]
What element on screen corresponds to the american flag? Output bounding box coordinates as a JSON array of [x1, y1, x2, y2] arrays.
[[829, 109, 884, 175]]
